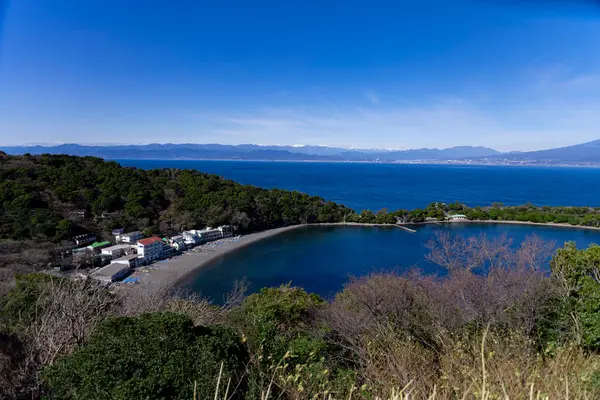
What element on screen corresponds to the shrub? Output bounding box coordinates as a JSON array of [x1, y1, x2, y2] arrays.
[[229, 285, 325, 356], [42, 312, 248, 400], [551, 243, 600, 349], [0, 273, 59, 333], [227, 285, 354, 398]]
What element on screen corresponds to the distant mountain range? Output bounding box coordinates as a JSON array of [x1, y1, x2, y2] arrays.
[[1, 140, 599, 165], [0, 143, 501, 161]]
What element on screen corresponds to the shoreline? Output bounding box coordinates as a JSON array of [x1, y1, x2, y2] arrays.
[[124, 220, 600, 294], [401, 219, 600, 232]]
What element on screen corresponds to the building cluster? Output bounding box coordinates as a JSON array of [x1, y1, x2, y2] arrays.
[[73, 225, 233, 284]]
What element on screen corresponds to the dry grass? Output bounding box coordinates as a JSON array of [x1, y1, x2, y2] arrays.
[[229, 337, 600, 400]]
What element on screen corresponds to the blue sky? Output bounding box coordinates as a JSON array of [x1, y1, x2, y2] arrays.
[[1, 0, 599, 151]]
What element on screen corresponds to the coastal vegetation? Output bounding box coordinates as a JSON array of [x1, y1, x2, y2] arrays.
[[404, 201, 600, 227], [0, 153, 350, 242], [2, 235, 600, 399], [347, 201, 600, 227]]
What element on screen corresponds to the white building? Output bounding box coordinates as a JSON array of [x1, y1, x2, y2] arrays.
[[196, 226, 232, 243], [197, 227, 222, 243], [117, 231, 144, 244], [137, 237, 163, 261], [91, 263, 131, 284], [447, 214, 467, 221], [101, 244, 134, 259], [110, 254, 141, 269]]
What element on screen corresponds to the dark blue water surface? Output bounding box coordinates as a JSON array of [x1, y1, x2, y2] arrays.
[[115, 160, 600, 211], [114, 160, 600, 300], [180, 224, 600, 302]]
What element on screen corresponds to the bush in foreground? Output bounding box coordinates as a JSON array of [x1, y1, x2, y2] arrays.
[[42, 313, 248, 400]]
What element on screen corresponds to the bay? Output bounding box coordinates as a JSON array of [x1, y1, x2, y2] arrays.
[[115, 160, 600, 211], [180, 224, 600, 302]]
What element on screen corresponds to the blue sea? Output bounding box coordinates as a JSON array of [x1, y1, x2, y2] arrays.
[[115, 160, 600, 300], [116, 160, 600, 211]]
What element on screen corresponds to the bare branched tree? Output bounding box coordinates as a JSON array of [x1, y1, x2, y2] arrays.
[[322, 233, 559, 396], [425, 231, 486, 272], [0, 278, 117, 397], [24, 279, 116, 366], [115, 272, 246, 326], [513, 234, 555, 271]]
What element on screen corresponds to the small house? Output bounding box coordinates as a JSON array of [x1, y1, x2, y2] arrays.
[[117, 231, 144, 244]]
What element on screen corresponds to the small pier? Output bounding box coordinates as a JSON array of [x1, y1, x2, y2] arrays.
[[396, 225, 417, 233]]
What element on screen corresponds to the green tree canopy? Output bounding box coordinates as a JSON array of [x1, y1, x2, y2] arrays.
[[42, 313, 248, 400]]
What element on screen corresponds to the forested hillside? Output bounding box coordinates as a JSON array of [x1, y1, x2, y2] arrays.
[[0, 152, 350, 242]]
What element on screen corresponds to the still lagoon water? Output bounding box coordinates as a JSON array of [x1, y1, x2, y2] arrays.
[[180, 224, 600, 302], [115, 160, 600, 300]]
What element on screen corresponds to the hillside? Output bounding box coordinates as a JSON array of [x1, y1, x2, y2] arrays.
[[0, 152, 351, 243]]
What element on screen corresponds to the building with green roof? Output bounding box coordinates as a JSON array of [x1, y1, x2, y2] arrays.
[[87, 241, 112, 252]]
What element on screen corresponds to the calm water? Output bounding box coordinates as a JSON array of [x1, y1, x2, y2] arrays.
[[181, 224, 600, 302], [116, 160, 600, 211], [115, 160, 600, 300]]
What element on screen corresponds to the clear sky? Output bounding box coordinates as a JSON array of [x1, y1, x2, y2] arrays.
[[1, 0, 599, 151]]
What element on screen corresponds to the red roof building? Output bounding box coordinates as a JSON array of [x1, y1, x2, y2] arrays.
[[136, 237, 164, 262], [137, 237, 162, 246]]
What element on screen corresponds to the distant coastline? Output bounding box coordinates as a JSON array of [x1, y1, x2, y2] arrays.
[[112, 158, 600, 168]]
